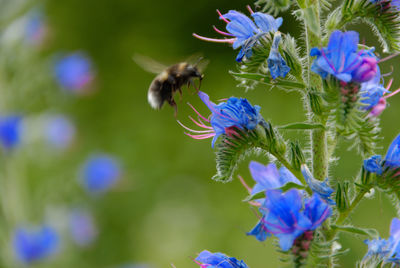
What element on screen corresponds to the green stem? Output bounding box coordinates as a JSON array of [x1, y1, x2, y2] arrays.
[[326, 186, 371, 241]]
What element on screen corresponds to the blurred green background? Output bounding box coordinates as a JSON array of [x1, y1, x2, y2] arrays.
[[0, 0, 399, 267]]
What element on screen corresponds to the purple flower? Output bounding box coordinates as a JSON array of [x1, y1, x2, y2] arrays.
[[268, 31, 290, 79], [364, 218, 400, 264], [0, 115, 22, 150], [69, 209, 98, 247], [179, 91, 262, 147], [364, 155, 383, 175], [385, 134, 400, 168], [13, 225, 59, 264], [301, 165, 335, 205], [45, 116, 75, 149], [249, 161, 301, 195], [310, 31, 378, 83], [54, 52, 94, 92], [194, 250, 248, 268], [248, 190, 331, 251], [193, 9, 282, 62], [81, 154, 121, 194]]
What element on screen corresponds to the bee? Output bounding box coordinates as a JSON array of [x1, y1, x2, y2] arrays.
[[134, 54, 206, 116]]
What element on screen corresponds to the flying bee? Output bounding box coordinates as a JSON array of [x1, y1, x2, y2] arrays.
[[134, 54, 206, 116]]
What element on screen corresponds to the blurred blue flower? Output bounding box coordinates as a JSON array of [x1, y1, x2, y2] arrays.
[[301, 165, 335, 205], [249, 161, 301, 195], [193, 9, 282, 62], [25, 12, 47, 46], [198, 91, 262, 147], [0, 115, 22, 150], [54, 52, 94, 91], [13, 225, 59, 264], [364, 218, 400, 264], [69, 209, 98, 247], [363, 155, 383, 175], [248, 190, 331, 251], [310, 31, 378, 83], [385, 134, 400, 168], [45, 116, 75, 149], [268, 31, 290, 79], [81, 154, 121, 194], [195, 250, 248, 268]]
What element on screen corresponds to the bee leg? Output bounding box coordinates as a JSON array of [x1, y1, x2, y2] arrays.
[[178, 87, 183, 101], [168, 98, 178, 117]]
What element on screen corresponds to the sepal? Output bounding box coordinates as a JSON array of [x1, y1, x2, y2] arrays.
[[335, 181, 350, 212], [290, 141, 305, 171], [254, 0, 293, 16]]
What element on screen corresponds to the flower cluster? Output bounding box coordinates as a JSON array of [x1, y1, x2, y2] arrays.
[[248, 189, 332, 251], [193, 8, 282, 62], [179, 91, 263, 147], [363, 218, 400, 264], [0, 115, 22, 151], [310, 31, 378, 83], [54, 52, 94, 92], [80, 154, 122, 194], [364, 133, 400, 175], [13, 225, 59, 264], [194, 250, 248, 268]]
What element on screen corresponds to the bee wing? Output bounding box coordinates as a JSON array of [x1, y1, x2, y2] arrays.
[[185, 53, 209, 72], [132, 54, 167, 74]]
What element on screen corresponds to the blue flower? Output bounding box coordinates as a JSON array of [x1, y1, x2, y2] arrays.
[[257, 189, 312, 251], [303, 194, 332, 230], [198, 91, 262, 147], [364, 218, 400, 264], [54, 52, 94, 92], [81, 154, 121, 194], [385, 134, 400, 168], [195, 250, 248, 268], [222, 10, 258, 49], [0, 115, 22, 150], [45, 116, 76, 149], [251, 12, 283, 33], [249, 161, 301, 195], [268, 32, 290, 79], [13, 225, 59, 264], [301, 165, 335, 205], [25, 12, 47, 46], [363, 155, 383, 175], [248, 189, 331, 251], [310, 31, 378, 83], [194, 9, 282, 62], [69, 209, 98, 247]]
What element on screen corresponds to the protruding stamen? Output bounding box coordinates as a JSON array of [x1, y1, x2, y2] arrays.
[[187, 102, 210, 122], [192, 33, 235, 44], [212, 25, 233, 36], [189, 116, 213, 129], [238, 175, 252, 194], [185, 133, 216, 139], [378, 52, 400, 63], [177, 120, 214, 133], [246, 5, 254, 14], [217, 9, 230, 24], [384, 87, 400, 99], [386, 78, 394, 91]]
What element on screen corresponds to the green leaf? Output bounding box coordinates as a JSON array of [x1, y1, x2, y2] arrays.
[[331, 225, 379, 239], [243, 191, 265, 202], [302, 6, 321, 37], [278, 122, 325, 130], [230, 71, 305, 91]]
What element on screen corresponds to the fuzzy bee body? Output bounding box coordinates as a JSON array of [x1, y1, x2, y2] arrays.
[[147, 62, 203, 113]]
